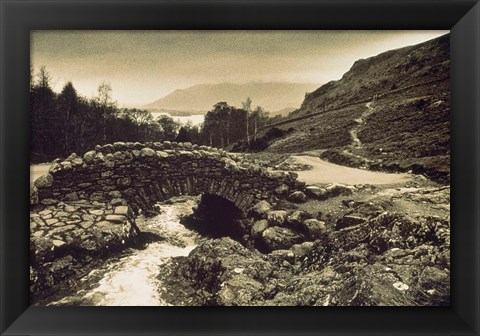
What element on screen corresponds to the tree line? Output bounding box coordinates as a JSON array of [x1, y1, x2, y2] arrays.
[[30, 66, 285, 163], [201, 98, 271, 149]]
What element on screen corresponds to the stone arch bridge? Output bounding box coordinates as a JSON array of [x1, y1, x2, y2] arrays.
[[32, 141, 301, 215], [28, 142, 316, 299]]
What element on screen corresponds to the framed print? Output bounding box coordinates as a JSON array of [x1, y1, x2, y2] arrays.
[[1, 0, 479, 335]]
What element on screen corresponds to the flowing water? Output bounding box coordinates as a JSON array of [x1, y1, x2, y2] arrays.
[[46, 197, 200, 306]]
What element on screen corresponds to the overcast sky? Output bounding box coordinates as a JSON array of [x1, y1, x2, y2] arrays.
[[31, 30, 448, 106]]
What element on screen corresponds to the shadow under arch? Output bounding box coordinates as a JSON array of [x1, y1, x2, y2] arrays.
[[180, 193, 247, 244]]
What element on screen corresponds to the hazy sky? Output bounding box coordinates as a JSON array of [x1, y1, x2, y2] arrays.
[[31, 30, 448, 106]]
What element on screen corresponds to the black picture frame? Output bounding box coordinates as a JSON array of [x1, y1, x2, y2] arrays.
[[1, 0, 479, 335]]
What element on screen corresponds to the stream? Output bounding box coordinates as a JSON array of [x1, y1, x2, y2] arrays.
[[46, 197, 201, 306]]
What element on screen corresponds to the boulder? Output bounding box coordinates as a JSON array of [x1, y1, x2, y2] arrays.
[[288, 191, 307, 203], [325, 183, 355, 197], [111, 198, 127, 206], [113, 151, 126, 161], [262, 227, 304, 250], [156, 151, 169, 159], [67, 153, 83, 166], [301, 219, 327, 239], [251, 220, 269, 238], [34, 174, 54, 188], [251, 200, 271, 217], [305, 185, 328, 199], [179, 238, 274, 305], [287, 210, 310, 227]]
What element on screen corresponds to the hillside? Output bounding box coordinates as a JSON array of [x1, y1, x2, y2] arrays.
[[260, 34, 450, 182], [143, 82, 319, 113]]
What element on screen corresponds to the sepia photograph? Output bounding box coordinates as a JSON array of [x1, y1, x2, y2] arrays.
[[29, 30, 450, 306]]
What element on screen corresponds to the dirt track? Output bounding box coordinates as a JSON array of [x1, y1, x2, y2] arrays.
[[290, 155, 412, 185]]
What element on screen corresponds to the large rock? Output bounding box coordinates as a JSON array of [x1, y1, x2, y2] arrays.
[[251, 220, 269, 238], [288, 191, 307, 203], [34, 174, 53, 188], [305, 185, 328, 199], [287, 210, 310, 227], [301, 219, 327, 239], [250, 201, 271, 217], [325, 183, 355, 197], [176, 238, 274, 305], [262, 227, 304, 250]]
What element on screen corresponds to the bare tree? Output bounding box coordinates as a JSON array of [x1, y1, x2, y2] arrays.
[[96, 81, 115, 143], [242, 97, 252, 146]]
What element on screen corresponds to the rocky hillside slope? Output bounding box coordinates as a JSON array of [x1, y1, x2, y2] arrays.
[[262, 34, 450, 183]]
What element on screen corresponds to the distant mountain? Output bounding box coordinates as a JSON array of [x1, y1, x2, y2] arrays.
[[143, 82, 320, 112]]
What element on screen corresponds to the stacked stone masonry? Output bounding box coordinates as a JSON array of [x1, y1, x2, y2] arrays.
[[32, 141, 300, 214]]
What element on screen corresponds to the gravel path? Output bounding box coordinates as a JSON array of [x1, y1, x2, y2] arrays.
[[290, 155, 411, 185]]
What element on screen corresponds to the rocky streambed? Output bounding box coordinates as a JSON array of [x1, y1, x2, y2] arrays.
[[31, 173, 450, 306], [35, 197, 202, 306], [155, 183, 450, 306]]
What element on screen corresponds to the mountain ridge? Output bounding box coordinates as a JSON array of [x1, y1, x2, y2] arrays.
[[143, 82, 320, 113]]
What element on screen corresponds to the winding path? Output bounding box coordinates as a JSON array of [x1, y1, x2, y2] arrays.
[[342, 101, 377, 163], [289, 155, 411, 185]]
